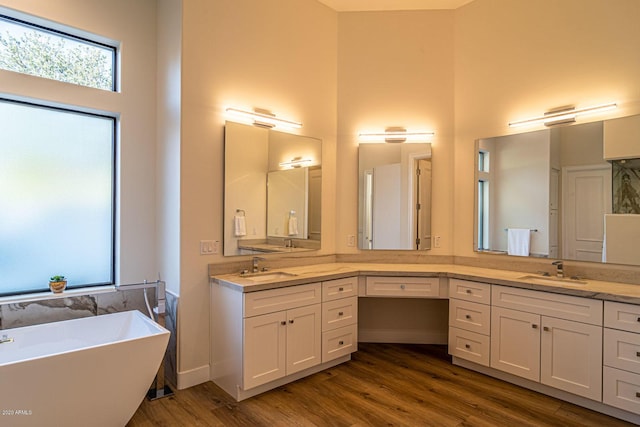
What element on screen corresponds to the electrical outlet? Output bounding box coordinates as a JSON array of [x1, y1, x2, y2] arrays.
[[200, 240, 217, 255], [347, 235, 356, 247], [434, 236, 441, 248]]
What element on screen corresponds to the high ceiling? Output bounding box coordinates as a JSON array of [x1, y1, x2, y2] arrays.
[[317, 0, 474, 11]]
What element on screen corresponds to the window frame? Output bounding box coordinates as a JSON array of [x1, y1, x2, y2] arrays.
[[0, 13, 118, 92], [0, 97, 117, 297]]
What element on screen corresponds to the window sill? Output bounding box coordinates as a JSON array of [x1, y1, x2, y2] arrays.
[[0, 285, 117, 305]]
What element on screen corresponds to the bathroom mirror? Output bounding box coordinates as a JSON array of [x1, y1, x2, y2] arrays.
[[473, 114, 640, 266], [358, 143, 432, 250], [224, 121, 321, 256]]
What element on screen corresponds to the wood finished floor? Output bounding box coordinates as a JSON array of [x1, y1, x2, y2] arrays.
[[128, 343, 635, 427]]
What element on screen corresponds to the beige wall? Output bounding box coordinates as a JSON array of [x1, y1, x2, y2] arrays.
[[453, 0, 640, 259], [178, 0, 338, 386], [336, 10, 456, 255]]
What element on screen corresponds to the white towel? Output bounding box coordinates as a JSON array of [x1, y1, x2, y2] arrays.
[[288, 216, 298, 236], [507, 228, 530, 256], [234, 215, 247, 237]]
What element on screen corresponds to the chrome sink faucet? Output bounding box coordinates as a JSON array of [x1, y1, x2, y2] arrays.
[[552, 260, 564, 278], [252, 256, 266, 273]]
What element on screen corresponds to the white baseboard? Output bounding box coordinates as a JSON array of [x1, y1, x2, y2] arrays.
[[177, 364, 210, 390], [359, 328, 448, 344]]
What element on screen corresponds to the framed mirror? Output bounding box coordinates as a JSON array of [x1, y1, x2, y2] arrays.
[[358, 143, 432, 250], [474, 114, 640, 266], [224, 121, 321, 256]]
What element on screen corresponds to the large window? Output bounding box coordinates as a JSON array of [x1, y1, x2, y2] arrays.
[[0, 99, 115, 296], [0, 14, 116, 91]]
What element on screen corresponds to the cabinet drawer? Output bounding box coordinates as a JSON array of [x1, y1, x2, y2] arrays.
[[605, 301, 640, 333], [449, 279, 491, 304], [603, 366, 640, 415], [322, 324, 357, 363], [449, 299, 490, 335], [244, 283, 321, 317], [322, 296, 357, 332], [365, 276, 440, 298], [492, 285, 602, 326], [448, 327, 490, 367], [605, 328, 640, 374], [322, 277, 358, 302]]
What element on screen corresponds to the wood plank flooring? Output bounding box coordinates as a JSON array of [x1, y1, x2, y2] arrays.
[[127, 343, 635, 427]]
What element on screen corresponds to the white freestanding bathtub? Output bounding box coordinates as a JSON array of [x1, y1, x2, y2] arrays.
[[0, 310, 169, 427]]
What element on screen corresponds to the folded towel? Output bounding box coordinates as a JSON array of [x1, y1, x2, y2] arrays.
[[507, 228, 530, 256], [288, 216, 298, 236], [234, 215, 247, 237]]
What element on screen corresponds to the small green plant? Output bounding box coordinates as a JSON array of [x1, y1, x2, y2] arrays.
[[50, 275, 66, 282]]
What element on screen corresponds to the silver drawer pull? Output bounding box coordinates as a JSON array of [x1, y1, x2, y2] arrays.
[[339, 340, 344, 345], [532, 324, 538, 329], [400, 284, 406, 290], [338, 287, 344, 292]]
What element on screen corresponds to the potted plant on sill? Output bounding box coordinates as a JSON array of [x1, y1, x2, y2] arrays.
[[49, 275, 67, 293]]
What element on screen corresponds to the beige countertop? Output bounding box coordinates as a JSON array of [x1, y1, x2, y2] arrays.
[[212, 262, 640, 304]]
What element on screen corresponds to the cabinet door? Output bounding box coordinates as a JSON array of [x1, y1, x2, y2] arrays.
[[243, 311, 286, 390], [541, 317, 602, 401], [286, 304, 322, 375], [491, 306, 541, 381]]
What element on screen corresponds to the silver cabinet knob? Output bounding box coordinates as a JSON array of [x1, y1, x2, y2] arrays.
[[400, 284, 406, 290]]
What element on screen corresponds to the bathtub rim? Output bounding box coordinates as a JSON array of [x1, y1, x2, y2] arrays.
[[0, 310, 169, 367]]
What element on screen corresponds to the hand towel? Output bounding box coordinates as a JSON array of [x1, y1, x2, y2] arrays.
[[507, 228, 530, 256], [234, 215, 247, 237], [288, 216, 298, 236]]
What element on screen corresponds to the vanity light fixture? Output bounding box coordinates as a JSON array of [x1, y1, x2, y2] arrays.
[[225, 107, 302, 130], [358, 127, 435, 143], [508, 102, 617, 128], [278, 156, 312, 169]]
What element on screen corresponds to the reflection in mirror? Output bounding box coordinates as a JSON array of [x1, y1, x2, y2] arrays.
[[224, 121, 321, 256], [474, 115, 640, 266], [358, 143, 432, 250]]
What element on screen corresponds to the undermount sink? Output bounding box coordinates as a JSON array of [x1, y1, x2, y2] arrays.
[[518, 275, 588, 286], [238, 271, 298, 282]]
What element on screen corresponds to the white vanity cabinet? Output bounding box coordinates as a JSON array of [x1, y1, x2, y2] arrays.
[[603, 301, 640, 415], [242, 283, 322, 390], [244, 302, 321, 390], [490, 285, 603, 401], [211, 276, 358, 401], [321, 277, 358, 363], [365, 276, 441, 298], [448, 279, 492, 366]]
